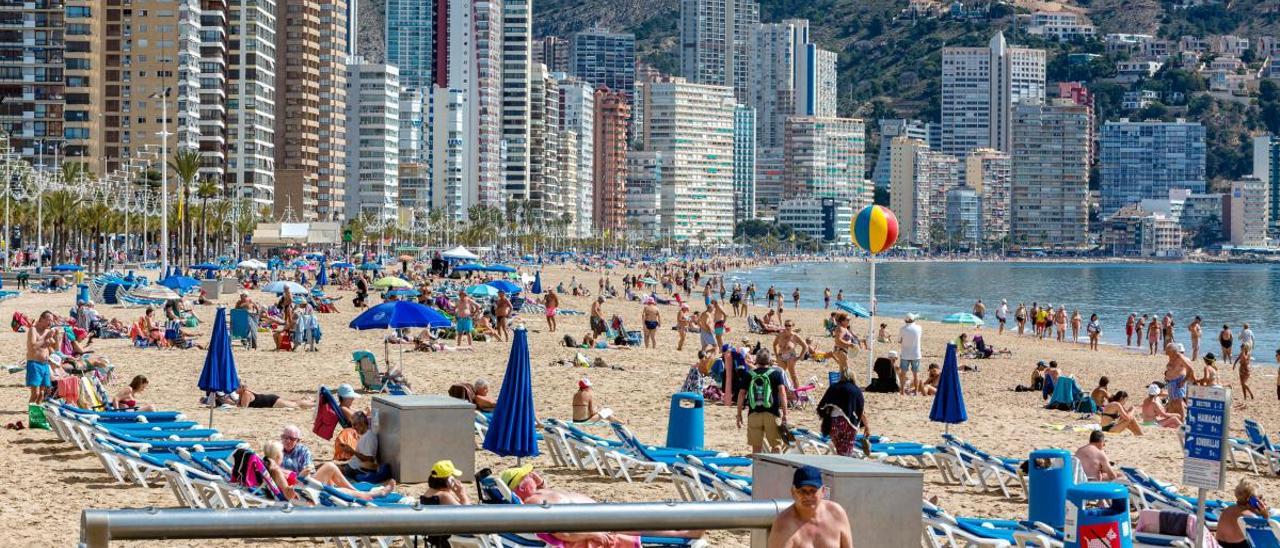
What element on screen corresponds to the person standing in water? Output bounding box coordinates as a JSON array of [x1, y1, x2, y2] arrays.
[[1188, 316, 1203, 361], [1219, 324, 1233, 362]]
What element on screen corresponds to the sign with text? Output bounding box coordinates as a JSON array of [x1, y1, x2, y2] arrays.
[[1182, 385, 1230, 490]]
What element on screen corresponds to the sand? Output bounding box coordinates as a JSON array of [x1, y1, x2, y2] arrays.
[[3, 262, 1278, 547]]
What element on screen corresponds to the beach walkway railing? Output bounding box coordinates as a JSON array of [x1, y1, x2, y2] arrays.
[[80, 500, 791, 547]]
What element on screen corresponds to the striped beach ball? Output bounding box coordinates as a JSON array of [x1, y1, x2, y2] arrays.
[[851, 205, 899, 255]]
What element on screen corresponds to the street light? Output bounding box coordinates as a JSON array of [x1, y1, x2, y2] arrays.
[[151, 88, 172, 275]]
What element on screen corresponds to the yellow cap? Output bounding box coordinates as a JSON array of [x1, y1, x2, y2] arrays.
[[499, 463, 534, 491], [430, 460, 463, 479]]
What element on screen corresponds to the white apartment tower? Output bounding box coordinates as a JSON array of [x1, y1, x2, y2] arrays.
[[558, 77, 596, 238], [941, 32, 1046, 157], [964, 148, 1012, 244], [784, 116, 868, 208], [344, 60, 400, 221], [679, 0, 759, 102], [501, 0, 533, 201], [228, 0, 279, 208]]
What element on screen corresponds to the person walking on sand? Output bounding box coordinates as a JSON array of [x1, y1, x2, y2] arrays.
[[641, 297, 661, 349], [773, 320, 809, 388], [1188, 315, 1202, 360], [1219, 324, 1233, 362], [542, 290, 559, 332], [767, 466, 853, 548], [898, 314, 924, 396], [736, 350, 788, 453], [996, 299, 1008, 335], [1070, 310, 1082, 344], [455, 292, 476, 347], [1164, 343, 1198, 418], [494, 291, 512, 342], [1087, 314, 1101, 351], [1233, 345, 1255, 401], [589, 296, 607, 340], [675, 304, 691, 351], [711, 299, 728, 350], [831, 313, 857, 383], [697, 306, 716, 353]]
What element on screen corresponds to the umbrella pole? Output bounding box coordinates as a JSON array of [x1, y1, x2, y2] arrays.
[[866, 257, 876, 384]]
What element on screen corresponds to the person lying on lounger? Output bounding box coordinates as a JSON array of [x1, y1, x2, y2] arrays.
[[501, 464, 704, 544], [234, 383, 315, 409]]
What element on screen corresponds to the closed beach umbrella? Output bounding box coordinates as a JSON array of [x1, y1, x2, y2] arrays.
[[834, 301, 871, 318], [372, 276, 412, 289], [929, 343, 968, 434], [482, 327, 539, 460], [132, 285, 180, 301], [531, 271, 542, 294], [316, 261, 328, 288], [486, 279, 521, 294], [197, 307, 239, 427], [158, 275, 201, 293], [465, 284, 498, 298], [942, 313, 984, 326], [262, 280, 307, 295]]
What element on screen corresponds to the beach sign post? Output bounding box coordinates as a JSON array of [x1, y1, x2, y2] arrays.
[[850, 205, 899, 383], [1182, 385, 1230, 548]]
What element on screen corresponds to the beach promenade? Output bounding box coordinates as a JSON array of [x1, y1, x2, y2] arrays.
[[3, 262, 1279, 546]]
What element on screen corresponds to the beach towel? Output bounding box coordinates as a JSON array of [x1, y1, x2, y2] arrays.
[[1046, 377, 1083, 411], [11, 311, 29, 332], [56, 377, 80, 406]]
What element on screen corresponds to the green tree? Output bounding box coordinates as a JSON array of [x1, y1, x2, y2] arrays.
[[168, 148, 202, 264]]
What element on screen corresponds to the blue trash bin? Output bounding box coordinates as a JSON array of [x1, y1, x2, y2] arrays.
[[1028, 448, 1074, 528], [1064, 483, 1132, 548], [76, 283, 90, 303], [665, 392, 705, 450]]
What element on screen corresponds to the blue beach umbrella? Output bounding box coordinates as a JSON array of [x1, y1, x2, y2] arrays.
[[929, 343, 968, 434], [52, 263, 82, 272], [482, 327, 539, 460], [465, 284, 499, 298], [358, 262, 381, 271], [349, 300, 452, 330], [486, 279, 521, 294], [942, 313, 984, 326], [197, 307, 239, 427], [317, 261, 328, 288], [158, 275, 201, 293], [191, 262, 223, 271], [332, 261, 355, 269], [531, 271, 542, 294], [486, 264, 517, 273], [452, 263, 486, 272], [834, 301, 871, 318]]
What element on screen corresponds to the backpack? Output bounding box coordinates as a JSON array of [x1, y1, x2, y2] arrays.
[[746, 368, 774, 411]]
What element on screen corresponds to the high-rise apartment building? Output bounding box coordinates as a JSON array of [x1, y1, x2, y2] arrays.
[[964, 148, 1012, 244], [536, 36, 570, 74], [921, 151, 962, 242], [501, 0, 532, 202], [783, 117, 868, 207], [0, 0, 65, 168], [274, 0, 348, 220], [197, 0, 229, 184], [427, 88, 467, 218], [558, 77, 595, 238], [344, 60, 399, 221], [570, 28, 635, 100], [397, 88, 429, 211], [733, 105, 757, 224], [61, 0, 97, 171], [385, 0, 433, 90], [1056, 82, 1095, 164], [528, 64, 562, 225], [593, 88, 629, 233], [1010, 100, 1091, 247], [642, 80, 736, 241], [888, 136, 931, 245], [1099, 119, 1206, 217], [1254, 135, 1280, 235], [871, 119, 930, 191], [941, 32, 1045, 157], [1228, 177, 1269, 247], [625, 150, 666, 240], [679, 0, 759, 102], [228, 0, 278, 207]]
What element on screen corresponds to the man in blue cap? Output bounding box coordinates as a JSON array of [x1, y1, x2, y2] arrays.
[[767, 465, 852, 548]]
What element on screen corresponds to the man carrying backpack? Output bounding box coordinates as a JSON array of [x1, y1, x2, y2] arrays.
[[737, 349, 789, 453]]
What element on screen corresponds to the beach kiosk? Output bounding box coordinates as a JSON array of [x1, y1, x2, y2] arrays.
[[372, 394, 475, 483]]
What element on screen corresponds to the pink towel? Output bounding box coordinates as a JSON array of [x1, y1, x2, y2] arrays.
[[1136, 509, 1218, 548]]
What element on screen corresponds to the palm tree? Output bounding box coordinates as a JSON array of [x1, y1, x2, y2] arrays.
[[195, 179, 220, 259], [168, 148, 201, 264]]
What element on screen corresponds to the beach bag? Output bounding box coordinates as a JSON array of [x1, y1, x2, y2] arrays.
[[27, 404, 50, 430], [574, 352, 591, 368], [746, 369, 774, 411], [11, 311, 29, 332]]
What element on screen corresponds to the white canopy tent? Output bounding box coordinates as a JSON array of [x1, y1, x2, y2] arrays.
[[440, 246, 479, 260]]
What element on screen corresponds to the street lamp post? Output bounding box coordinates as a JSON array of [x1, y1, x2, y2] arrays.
[[152, 89, 171, 275]]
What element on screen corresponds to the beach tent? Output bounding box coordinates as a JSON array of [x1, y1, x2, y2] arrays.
[[928, 343, 967, 434], [197, 307, 239, 427], [441, 246, 480, 261], [482, 327, 539, 461]]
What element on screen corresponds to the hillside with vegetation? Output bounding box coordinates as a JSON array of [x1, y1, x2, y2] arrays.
[[533, 0, 1280, 185]]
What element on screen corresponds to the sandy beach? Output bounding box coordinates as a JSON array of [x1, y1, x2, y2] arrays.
[[3, 262, 1279, 547]]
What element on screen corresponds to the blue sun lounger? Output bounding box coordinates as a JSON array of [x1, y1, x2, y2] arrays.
[[1242, 515, 1280, 548]]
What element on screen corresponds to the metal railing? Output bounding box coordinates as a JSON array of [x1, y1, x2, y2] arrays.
[[81, 500, 791, 547]]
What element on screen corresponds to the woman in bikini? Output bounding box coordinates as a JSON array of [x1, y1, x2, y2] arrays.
[[112, 375, 155, 411], [1070, 310, 1082, 344], [1234, 346, 1255, 400], [1147, 316, 1160, 355], [236, 383, 315, 409], [1015, 303, 1026, 336], [831, 313, 856, 383], [1099, 391, 1143, 435], [261, 440, 396, 503]]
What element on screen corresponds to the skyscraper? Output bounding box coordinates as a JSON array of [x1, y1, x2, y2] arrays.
[[679, 0, 759, 102], [558, 77, 595, 238], [529, 64, 561, 225], [570, 28, 636, 100], [593, 88, 630, 233], [197, 0, 230, 184], [888, 136, 931, 245], [1254, 135, 1280, 235], [964, 148, 1011, 244], [228, 0, 279, 207], [1100, 119, 1206, 217], [1011, 100, 1091, 247], [625, 151, 667, 240], [941, 32, 1046, 157], [0, 0, 65, 168], [501, 0, 532, 201], [733, 105, 757, 223], [385, 0, 434, 90], [871, 119, 930, 191], [536, 36, 571, 74], [1228, 177, 1269, 247], [783, 116, 868, 207], [642, 80, 737, 241], [344, 60, 400, 221]]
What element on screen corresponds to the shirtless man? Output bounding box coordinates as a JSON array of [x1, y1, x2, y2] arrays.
[[493, 291, 512, 342], [1054, 306, 1067, 342], [711, 299, 728, 349], [504, 466, 704, 544], [455, 292, 475, 347], [675, 304, 691, 351], [589, 296, 606, 340], [641, 298, 661, 349], [1074, 431, 1119, 481], [542, 290, 559, 332], [1163, 343, 1198, 419], [773, 320, 809, 387], [696, 307, 716, 352], [767, 466, 853, 548], [26, 311, 58, 404], [1215, 479, 1269, 548]]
